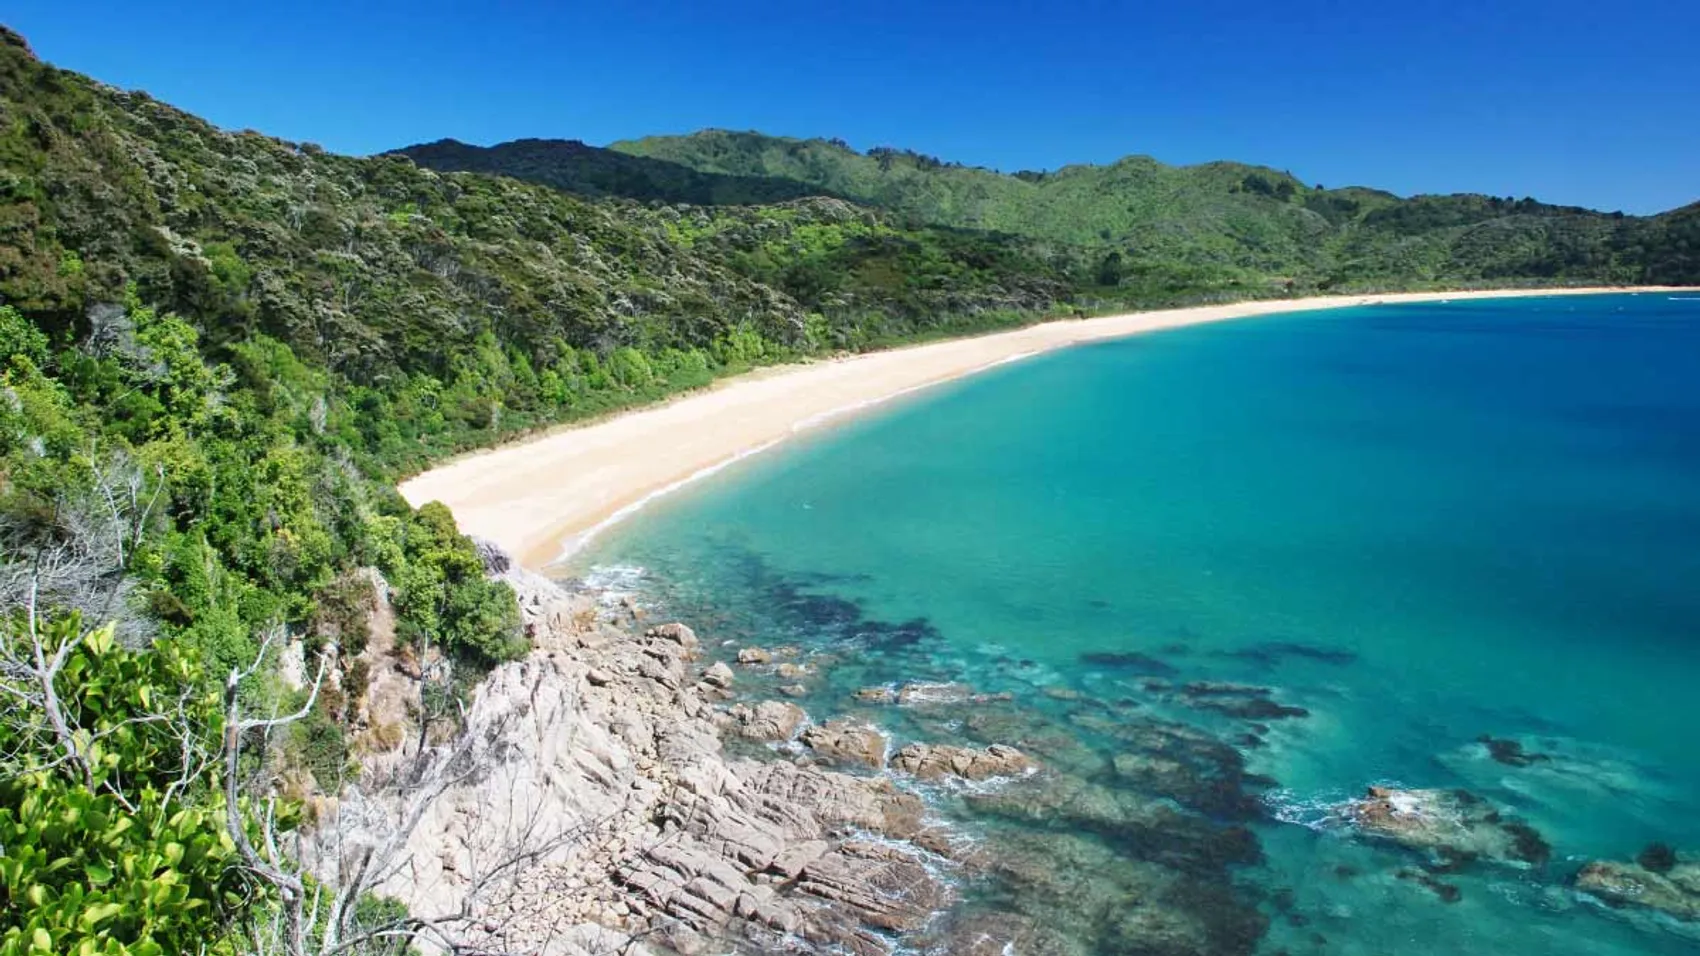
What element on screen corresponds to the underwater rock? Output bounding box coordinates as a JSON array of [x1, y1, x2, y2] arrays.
[[1079, 651, 1178, 676], [1344, 787, 1551, 866], [1175, 682, 1308, 720], [1477, 735, 1551, 767], [1396, 867, 1463, 903], [1220, 641, 1357, 668], [973, 829, 1267, 956], [854, 686, 896, 704], [1639, 842, 1679, 874], [1106, 719, 1268, 819], [890, 743, 1033, 781], [800, 721, 888, 769], [777, 661, 812, 680], [895, 681, 1011, 706], [1575, 855, 1700, 921], [966, 772, 1261, 876]]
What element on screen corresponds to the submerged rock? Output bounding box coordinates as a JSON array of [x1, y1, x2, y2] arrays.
[[1396, 867, 1463, 903], [736, 646, 773, 665], [970, 829, 1268, 956], [1174, 681, 1309, 720], [1344, 787, 1551, 866], [890, 743, 1033, 781], [1079, 650, 1178, 676], [799, 721, 888, 769], [1477, 735, 1551, 767], [1575, 855, 1700, 922]]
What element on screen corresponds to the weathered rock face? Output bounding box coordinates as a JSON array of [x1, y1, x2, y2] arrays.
[[723, 700, 806, 742], [312, 561, 973, 956], [1344, 787, 1551, 866], [1576, 856, 1700, 922], [890, 743, 1033, 781], [799, 720, 889, 769]]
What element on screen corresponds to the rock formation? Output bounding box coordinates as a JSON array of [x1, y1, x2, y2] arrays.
[[1576, 852, 1700, 922], [316, 561, 977, 955], [1343, 786, 1551, 866]]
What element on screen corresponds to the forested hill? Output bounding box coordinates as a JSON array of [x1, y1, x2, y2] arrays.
[[402, 129, 1699, 288]]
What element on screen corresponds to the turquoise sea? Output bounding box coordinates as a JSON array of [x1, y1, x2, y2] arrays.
[[571, 293, 1700, 955]]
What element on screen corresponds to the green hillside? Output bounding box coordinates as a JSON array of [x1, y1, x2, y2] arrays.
[[603, 129, 1692, 287]]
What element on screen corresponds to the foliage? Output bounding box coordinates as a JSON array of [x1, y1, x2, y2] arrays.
[[390, 503, 525, 667], [0, 615, 247, 956], [600, 130, 1693, 286]]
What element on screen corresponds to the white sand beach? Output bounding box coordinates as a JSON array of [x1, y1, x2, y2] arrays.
[[399, 287, 1691, 568]]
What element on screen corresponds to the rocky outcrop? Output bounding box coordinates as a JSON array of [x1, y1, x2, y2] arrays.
[[312, 560, 978, 956], [1344, 786, 1551, 866], [722, 700, 806, 742], [799, 720, 888, 769], [890, 743, 1032, 781], [1576, 854, 1700, 922]]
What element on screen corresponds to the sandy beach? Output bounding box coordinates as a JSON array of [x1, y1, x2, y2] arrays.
[[399, 287, 1690, 568]]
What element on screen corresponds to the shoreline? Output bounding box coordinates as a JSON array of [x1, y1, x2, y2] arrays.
[[398, 287, 1694, 569]]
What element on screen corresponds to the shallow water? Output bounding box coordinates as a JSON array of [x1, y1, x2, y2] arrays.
[[573, 294, 1700, 954]]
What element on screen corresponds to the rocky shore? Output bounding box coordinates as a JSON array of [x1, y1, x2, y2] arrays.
[[311, 545, 1699, 956], [312, 548, 1291, 956]]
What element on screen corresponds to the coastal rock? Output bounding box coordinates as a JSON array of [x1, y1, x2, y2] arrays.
[[777, 662, 812, 680], [648, 622, 700, 657], [890, 743, 1034, 781], [727, 701, 806, 742], [701, 661, 735, 689], [896, 682, 1013, 706], [308, 565, 955, 956], [1575, 855, 1700, 921], [855, 686, 896, 704], [1344, 787, 1551, 866], [800, 721, 888, 769], [736, 647, 772, 665]]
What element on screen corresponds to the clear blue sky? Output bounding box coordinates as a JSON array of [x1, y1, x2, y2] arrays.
[[7, 0, 1696, 214]]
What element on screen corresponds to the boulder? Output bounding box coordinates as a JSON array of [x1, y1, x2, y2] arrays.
[[800, 721, 888, 769], [701, 661, 735, 689], [854, 686, 896, 704], [737, 647, 772, 665], [727, 701, 806, 742], [890, 743, 1033, 781], [648, 622, 700, 656]]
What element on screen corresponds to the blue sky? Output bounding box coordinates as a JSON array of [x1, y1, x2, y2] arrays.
[[7, 0, 1696, 214]]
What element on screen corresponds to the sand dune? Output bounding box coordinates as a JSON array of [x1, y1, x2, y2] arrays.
[[399, 287, 1690, 568]]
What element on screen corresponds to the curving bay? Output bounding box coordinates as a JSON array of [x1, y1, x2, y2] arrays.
[[568, 293, 1700, 954]]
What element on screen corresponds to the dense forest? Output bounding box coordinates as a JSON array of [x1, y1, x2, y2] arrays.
[[0, 21, 1696, 956], [406, 129, 1700, 292]]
